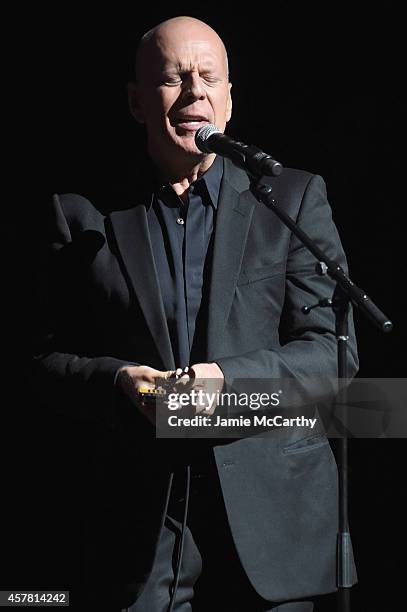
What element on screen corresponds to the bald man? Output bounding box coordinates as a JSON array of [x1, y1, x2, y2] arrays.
[[32, 15, 358, 612]]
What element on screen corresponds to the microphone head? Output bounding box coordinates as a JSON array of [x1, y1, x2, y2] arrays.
[[195, 124, 221, 153]]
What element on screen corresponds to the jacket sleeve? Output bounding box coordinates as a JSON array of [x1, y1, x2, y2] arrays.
[[29, 194, 137, 423], [215, 174, 359, 403]]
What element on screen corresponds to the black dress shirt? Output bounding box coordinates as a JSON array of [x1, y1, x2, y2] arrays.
[[147, 156, 223, 369]]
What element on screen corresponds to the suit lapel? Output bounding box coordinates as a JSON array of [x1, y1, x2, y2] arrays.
[[109, 203, 175, 370], [108, 159, 254, 367], [207, 160, 255, 359]]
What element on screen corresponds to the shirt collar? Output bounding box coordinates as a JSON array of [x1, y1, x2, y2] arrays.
[[147, 155, 224, 211], [197, 154, 223, 210]]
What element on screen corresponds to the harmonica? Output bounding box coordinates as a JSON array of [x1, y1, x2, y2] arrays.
[[138, 387, 167, 403]]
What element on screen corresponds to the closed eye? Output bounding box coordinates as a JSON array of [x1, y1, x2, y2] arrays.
[[161, 71, 222, 86], [201, 73, 222, 83], [162, 76, 182, 85]]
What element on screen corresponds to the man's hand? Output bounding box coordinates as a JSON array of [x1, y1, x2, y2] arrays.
[[173, 362, 224, 415], [116, 365, 174, 424]]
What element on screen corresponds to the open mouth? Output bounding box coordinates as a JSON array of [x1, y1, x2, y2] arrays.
[[173, 115, 209, 131]]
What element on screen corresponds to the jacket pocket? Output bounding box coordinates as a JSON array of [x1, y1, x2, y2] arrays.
[[237, 261, 285, 286], [282, 433, 329, 455]]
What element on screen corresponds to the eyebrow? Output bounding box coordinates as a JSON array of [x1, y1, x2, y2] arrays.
[[165, 60, 219, 73]]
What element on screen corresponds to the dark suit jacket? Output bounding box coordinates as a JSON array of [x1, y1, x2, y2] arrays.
[[30, 158, 358, 607]]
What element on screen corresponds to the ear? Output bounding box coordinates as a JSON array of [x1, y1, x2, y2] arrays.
[[127, 81, 145, 124], [226, 82, 232, 123]]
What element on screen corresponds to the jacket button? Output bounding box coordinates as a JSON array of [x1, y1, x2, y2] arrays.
[[176, 217, 185, 225]]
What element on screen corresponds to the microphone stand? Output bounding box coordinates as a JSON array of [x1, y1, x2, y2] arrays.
[[248, 171, 393, 612]]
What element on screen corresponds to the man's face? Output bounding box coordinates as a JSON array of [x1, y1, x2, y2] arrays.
[[129, 24, 232, 167]]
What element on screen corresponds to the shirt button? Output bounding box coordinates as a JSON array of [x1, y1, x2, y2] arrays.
[[176, 217, 185, 225]]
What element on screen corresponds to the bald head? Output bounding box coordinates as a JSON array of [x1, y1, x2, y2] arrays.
[[128, 16, 232, 178], [135, 17, 229, 84]]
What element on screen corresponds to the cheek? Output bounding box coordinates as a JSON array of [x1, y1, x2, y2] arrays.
[[157, 88, 179, 118], [143, 90, 173, 123], [212, 93, 232, 124]]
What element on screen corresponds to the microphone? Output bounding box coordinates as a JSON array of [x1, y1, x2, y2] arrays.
[[195, 124, 283, 177]]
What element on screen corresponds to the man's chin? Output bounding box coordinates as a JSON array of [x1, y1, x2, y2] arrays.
[[149, 136, 207, 168], [175, 141, 206, 160]]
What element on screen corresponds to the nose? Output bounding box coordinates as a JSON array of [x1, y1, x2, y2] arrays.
[[182, 71, 206, 100]]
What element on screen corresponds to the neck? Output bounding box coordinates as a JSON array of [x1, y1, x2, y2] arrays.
[[152, 153, 216, 199]]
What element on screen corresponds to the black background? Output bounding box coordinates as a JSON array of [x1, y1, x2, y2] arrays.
[[3, 3, 405, 611]]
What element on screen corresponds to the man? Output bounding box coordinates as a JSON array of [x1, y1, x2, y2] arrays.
[[31, 16, 358, 612]]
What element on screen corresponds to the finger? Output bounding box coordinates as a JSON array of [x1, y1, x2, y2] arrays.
[[154, 370, 174, 381], [174, 374, 192, 389]]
